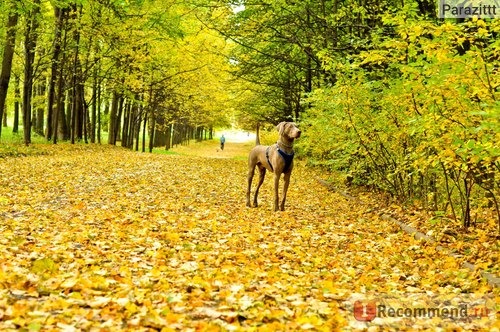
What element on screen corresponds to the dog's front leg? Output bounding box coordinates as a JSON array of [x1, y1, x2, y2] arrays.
[[273, 172, 281, 211], [280, 172, 291, 211]]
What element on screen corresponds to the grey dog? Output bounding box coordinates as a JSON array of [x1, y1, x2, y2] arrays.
[[246, 122, 301, 211]]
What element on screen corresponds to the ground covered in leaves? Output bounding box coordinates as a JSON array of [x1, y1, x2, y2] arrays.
[[0, 141, 498, 331]]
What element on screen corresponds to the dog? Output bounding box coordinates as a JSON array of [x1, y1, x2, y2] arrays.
[[246, 122, 301, 211]]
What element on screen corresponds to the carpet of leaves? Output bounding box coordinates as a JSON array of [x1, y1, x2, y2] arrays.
[[0, 143, 498, 331]]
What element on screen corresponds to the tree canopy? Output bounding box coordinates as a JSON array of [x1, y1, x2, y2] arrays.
[[0, 0, 237, 148]]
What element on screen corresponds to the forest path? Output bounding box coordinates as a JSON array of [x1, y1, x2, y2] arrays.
[[0, 142, 496, 331]]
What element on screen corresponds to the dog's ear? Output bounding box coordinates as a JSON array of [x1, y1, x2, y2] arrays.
[[277, 122, 286, 136]]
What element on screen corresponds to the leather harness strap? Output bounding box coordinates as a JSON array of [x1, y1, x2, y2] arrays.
[[266, 144, 295, 173], [266, 146, 274, 171]]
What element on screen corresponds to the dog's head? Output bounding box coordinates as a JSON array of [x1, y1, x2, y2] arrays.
[[277, 122, 301, 140]]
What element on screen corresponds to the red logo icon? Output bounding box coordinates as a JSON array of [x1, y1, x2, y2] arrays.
[[353, 300, 377, 321]]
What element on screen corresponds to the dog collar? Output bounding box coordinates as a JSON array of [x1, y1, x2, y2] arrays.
[[277, 139, 293, 149]]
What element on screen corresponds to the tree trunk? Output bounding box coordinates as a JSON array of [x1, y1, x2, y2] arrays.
[[47, 6, 66, 141], [135, 103, 142, 151], [147, 83, 154, 152], [255, 122, 261, 145], [90, 66, 97, 143], [52, 9, 69, 144], [121, 100, 130, 148], [0, 2, 18, 138], [70, 5, 82, 144], [165, 123, 172, 150], [142, 111, 147, 152], [148, 112, 155, 153], [129, 99, 139, 148], [53, 58, 67, 144], [2, 107, 6, 127], [35, 82, 45, 136], [109, 91, 119, 145], [13, 74, 20, 133], [97, 83, 102, 144], [23, 0, 41, 146], [115, 96, 124, 142], [82, 87, 88, 144]]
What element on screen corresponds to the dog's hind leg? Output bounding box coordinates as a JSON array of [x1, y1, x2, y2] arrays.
[[253, 166, 266, 207], [246, 164, 256, 207], [280, 172, 291, 211]]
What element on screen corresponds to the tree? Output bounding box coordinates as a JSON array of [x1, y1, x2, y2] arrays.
[[22, 0, 41, 146], [0, 0, 19, 139], [47, 5, 68, 143]]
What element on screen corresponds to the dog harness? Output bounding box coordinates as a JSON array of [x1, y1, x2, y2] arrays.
[[266, 145, 295, 173]]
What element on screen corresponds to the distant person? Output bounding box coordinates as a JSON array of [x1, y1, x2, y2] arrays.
[[220, 135, 226, 150]]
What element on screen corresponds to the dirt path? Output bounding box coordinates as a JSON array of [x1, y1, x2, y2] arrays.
[[0, 142, 497, 331]]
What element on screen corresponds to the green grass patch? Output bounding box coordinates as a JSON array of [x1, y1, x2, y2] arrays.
[[0, 126, 51, 157], [151, 148, 181, 156]]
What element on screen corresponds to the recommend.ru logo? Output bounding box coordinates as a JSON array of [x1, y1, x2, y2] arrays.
[[345, 293, 496, 329]]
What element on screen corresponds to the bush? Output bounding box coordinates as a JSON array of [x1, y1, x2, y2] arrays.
[[299, 17, 500, 230]]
